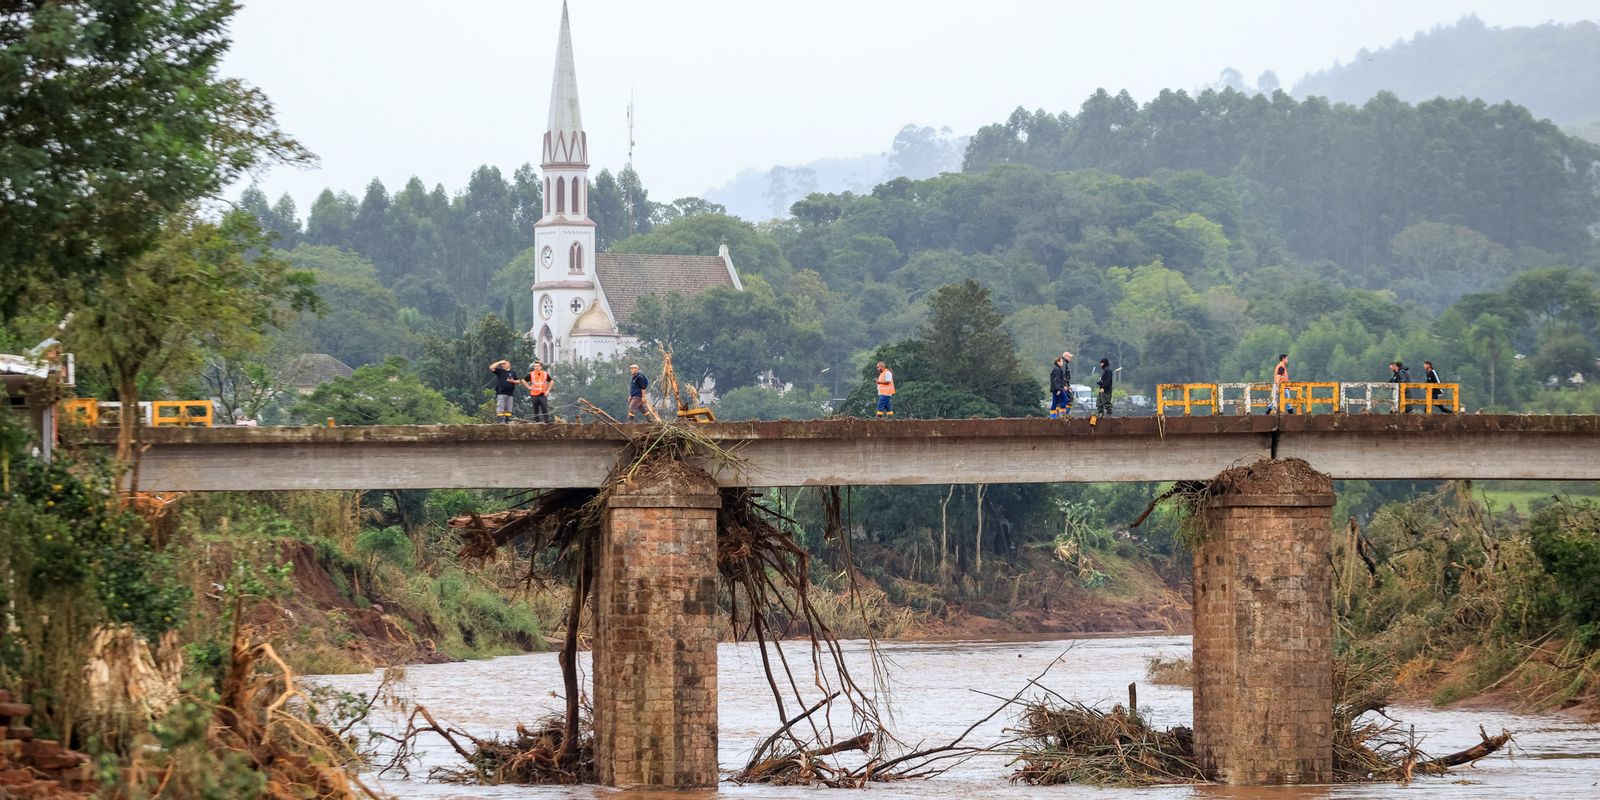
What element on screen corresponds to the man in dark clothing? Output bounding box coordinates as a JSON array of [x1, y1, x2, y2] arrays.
[[1048, 352, 1073, 418], [1095, 358, 1114, 416], [489, 359, 520, 423], [1388, 361, 1414, 412], [1423, 360, 1450, 413], [627, 363, 650, 421]]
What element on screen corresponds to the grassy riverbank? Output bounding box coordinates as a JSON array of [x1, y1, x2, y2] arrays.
[[1337, 484, 1600, 718]]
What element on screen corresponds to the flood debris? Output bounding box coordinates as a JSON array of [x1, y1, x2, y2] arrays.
[[1008, 664, 1514, 788], [421, 422, 900, 786]]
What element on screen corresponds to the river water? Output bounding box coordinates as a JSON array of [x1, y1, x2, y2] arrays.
[[315, 635, 1600, 799]]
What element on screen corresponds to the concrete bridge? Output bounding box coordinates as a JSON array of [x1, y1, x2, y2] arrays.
[[89, 414, 1600, 491], [83, 415, 1600, 787]]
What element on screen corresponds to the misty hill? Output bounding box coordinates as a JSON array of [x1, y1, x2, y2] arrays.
[[704, 124, 965, 221], [1292, 16, 1600, 133]]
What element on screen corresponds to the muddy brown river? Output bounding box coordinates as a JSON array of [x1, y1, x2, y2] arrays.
[[315, 635, 1600, 798]]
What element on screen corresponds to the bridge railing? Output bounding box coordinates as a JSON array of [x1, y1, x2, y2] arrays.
[[60, 399, 216, 427], [1157, 381, 1462, 416], [1156, 383, 1219, 416]]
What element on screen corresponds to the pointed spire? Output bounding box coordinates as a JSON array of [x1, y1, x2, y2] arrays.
[[543, 1, 587, 167]]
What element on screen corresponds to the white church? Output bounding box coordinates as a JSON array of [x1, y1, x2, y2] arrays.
[[530, 3, 742, 364]]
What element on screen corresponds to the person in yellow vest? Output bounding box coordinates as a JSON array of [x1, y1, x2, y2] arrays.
[[875, 361, 895, 417], [525, 360, 554, 423]]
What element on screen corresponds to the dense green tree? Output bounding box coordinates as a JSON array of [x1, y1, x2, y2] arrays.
[[628, 277, 821, 392], [279, 245, 420, 367], [67, 211, 318, 463], [714, 386, 828, 421], [290, 356, 467, 426], [418, 313, 535, 416], [0, 0, 311, 312]]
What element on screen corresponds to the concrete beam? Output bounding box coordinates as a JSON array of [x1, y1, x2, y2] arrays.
[[74, 415, 1600, 491]]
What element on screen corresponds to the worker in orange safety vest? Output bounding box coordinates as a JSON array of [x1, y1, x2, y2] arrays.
[[526, 361, 554, 423], [875, 361, 895, 417]]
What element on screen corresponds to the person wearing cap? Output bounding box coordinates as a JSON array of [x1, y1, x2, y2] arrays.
[[489, 359, 520, 423], [875, 361, 895, 417], [1096, 358, 1114, 416], [627, 364, 650, 421], [526, 360, 554, 423]]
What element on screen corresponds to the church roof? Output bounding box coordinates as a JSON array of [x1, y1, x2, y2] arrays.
[[570, 303, 617, 336], [284, 353, 354, 390], [543, 2, 586, 166], [595, 252, 740, 327]]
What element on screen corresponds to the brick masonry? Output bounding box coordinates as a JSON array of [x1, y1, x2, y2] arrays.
[[592, 468, 722, 789], [1192, 468, 1335, 785]]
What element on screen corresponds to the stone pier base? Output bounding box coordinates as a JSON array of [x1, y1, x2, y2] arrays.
[[1192, 459, 1334, 785], [593, 467, 721, 788]]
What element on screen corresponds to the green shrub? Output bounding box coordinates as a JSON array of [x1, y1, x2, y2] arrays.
[[355, 526, 414, 569]]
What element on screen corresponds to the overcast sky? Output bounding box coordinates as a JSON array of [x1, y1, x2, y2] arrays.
[[223, 0, 1598, 209]]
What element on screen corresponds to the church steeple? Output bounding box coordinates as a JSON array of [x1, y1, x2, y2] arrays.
[[543, 1, 586, 167], [532, 0, 601, 364]]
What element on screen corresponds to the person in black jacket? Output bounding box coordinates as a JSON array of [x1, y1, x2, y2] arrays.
[[1048, 356, 1068, 418], [1423, 360, 1450, 413], [1388, 361, 1414, 412], [1095, 358, 1114, 416]]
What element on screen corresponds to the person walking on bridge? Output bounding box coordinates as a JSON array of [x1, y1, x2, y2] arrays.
[[1095, 358, 1114, 416], [526, 360, 554, 423], [490, 359, 520, 423], [1268, 353, 1291, 414], [1389, 361, 1414, 412], [875, 361, 896, 417], [1048, 353, 1071, 418], [627, 364, 650, 422], [1423, 360, 1450, 413]]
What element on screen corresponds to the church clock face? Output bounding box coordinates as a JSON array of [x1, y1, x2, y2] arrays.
[[540, 246, 554, 270], [539, 294, 554, 320]]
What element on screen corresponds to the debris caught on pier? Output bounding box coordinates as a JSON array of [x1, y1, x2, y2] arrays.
[[431, 421, 897, 785], [1007, 661, 1513, 787]]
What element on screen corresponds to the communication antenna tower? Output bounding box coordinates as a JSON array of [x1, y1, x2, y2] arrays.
[[626, 89, 636, 166]]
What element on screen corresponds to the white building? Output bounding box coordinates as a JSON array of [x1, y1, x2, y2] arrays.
[[530, 2, 742, 364]]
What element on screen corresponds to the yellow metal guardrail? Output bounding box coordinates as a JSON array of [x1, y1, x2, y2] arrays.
[[61, 398, 99, 426], [150, 400, 214, 427], [1156, 383, 1219, 416], [1397, 383, 1460, 414], [1157, 381, 1461, 415], [60, 399, 215, 427], [1280, 381, 1341, 414]]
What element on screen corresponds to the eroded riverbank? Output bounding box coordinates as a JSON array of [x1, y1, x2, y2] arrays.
[[315, 634, 1600, 798]]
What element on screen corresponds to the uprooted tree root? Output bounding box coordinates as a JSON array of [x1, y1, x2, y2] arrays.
[[421, 423, 927, 786], [121, 598, 380, 800]]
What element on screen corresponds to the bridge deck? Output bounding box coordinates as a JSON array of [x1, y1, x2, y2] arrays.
[[77, 415, 1600, 491]]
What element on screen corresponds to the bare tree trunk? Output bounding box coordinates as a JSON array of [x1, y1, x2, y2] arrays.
[[939, 484, 955, 581], [117, 372, 141, 495], [974, 484, 987, 576]]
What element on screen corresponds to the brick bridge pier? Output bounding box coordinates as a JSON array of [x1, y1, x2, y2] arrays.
[[1192, 459, 1334, 784], [588, 457, 1336, 788]]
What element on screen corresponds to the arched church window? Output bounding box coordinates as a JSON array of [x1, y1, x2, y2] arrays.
[[556, 177, 566, 213], [544, 178, 550, 213], [569, 241, 583, 274], [538, 325, 554, 364], [571, 179, 580, 216]]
